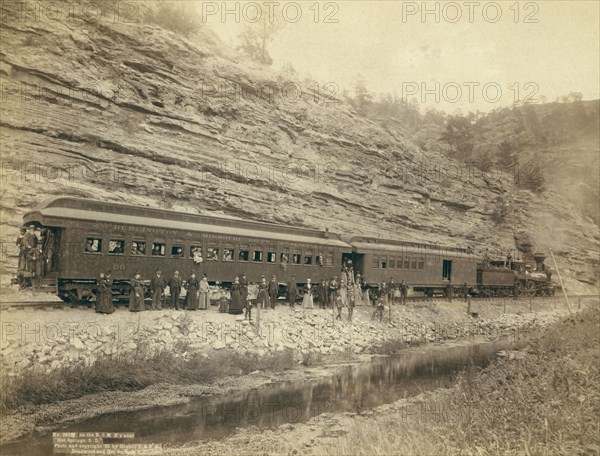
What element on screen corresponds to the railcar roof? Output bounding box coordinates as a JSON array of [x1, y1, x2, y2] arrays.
[[24, 197, 351, 248], [350, 240, 476, 258]]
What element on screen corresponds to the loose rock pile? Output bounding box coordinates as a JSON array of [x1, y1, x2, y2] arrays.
[[0, 303, 568, 375]]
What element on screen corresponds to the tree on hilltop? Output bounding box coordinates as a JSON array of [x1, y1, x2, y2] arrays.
[[237, 6, 285, 65]]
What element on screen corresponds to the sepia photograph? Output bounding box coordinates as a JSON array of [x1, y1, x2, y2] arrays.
[[0, 1, 598, 455]]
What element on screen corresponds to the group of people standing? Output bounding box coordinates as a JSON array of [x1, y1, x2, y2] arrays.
[[97, 266, 413, 324], [15, 225, 55, 289], [127, 269, 211, 313]]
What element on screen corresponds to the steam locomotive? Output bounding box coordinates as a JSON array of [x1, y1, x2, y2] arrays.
[[19, 197, 554, 303]]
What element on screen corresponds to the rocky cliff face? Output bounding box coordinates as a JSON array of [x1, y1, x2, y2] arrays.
[[1, 4, 598, 291]]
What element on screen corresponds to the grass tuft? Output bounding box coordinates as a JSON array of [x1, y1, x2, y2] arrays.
[[0, 348, 294, 412]]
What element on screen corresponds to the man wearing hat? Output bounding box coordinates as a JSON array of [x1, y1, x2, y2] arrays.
[[268, 275, 278, 309], [168, 270, 183, 310], [150, 269, 166, 310], [15, 227, 26, 288], [23, 225, 38, 279], [287, 275, 297, 308], [129, 272, 145, 312], [23, 225, 38, 250]]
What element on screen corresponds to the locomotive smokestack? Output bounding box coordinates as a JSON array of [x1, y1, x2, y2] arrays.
[[324, 227, 329, 239], [533, 253, 546, 271]]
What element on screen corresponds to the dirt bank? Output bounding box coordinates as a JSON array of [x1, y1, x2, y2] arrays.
[[1, 296, 589, 447]]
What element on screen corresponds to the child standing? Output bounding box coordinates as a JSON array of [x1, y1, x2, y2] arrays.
[[245, 298, 253, 320]]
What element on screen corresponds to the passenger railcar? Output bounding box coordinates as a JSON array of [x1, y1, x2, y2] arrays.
[[348, 236, 479, 296], [23, 197, 350, 302], [20, 197, 555, 303]]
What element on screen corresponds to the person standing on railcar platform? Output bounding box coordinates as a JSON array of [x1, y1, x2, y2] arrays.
[[151, 269, 166, 310], [34, 245, 45, 286], [23, 225, 38, 284], [16, 227, 26, 288], [129, 272, 145, 312]]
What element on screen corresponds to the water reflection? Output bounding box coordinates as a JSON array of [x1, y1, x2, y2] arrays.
[[2, 339, 515, 455]]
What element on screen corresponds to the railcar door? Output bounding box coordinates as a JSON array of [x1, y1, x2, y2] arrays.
[[351, 252, 365, 277], [442, 259, 452, 281]]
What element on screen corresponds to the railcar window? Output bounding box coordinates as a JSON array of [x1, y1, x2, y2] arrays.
[[207, 245, 219, 261], [372, 257, 379, 269], [388, 258, 395, 269], [239, 249, 249, 262], [380, 258, 387, 269], [84, 237, 102, 254], [316, 255, 324, 266], [191, 246, 203, 263], [131, 241, 146, 256], [267, 251, 277, 263], [171, 245, 184, 258], [223, 248, 234, 261], [292, 253, 301, 265], [418, 259, 425, 270], [280, 252, 289, 263], [411, 258, 417, 269], [404, 259, 410, 269], [108, 240, 125, 255], [83, 237, 102, 254], [151, 243, 166, 257], [253, 250, 263, 262], [325, 252, 333, 267], [304, 255, 313, 265]]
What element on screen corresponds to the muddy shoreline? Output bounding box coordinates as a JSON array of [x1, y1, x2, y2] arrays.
[[1, 333, 516, 447]]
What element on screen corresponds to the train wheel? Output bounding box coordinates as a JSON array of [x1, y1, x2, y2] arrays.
[[514, 283, 523, 296], [525, 281, 536, 297], [425, 289, 434, 298]]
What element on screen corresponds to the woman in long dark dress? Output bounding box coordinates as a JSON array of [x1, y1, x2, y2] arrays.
[[129, 272, 145, 312], [97, 270, 115, 314], [229, 276, 243, 314], [185, 273, 200, 310]]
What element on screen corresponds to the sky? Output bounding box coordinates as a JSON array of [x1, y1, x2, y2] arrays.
[[200, 1, 600, 113]]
